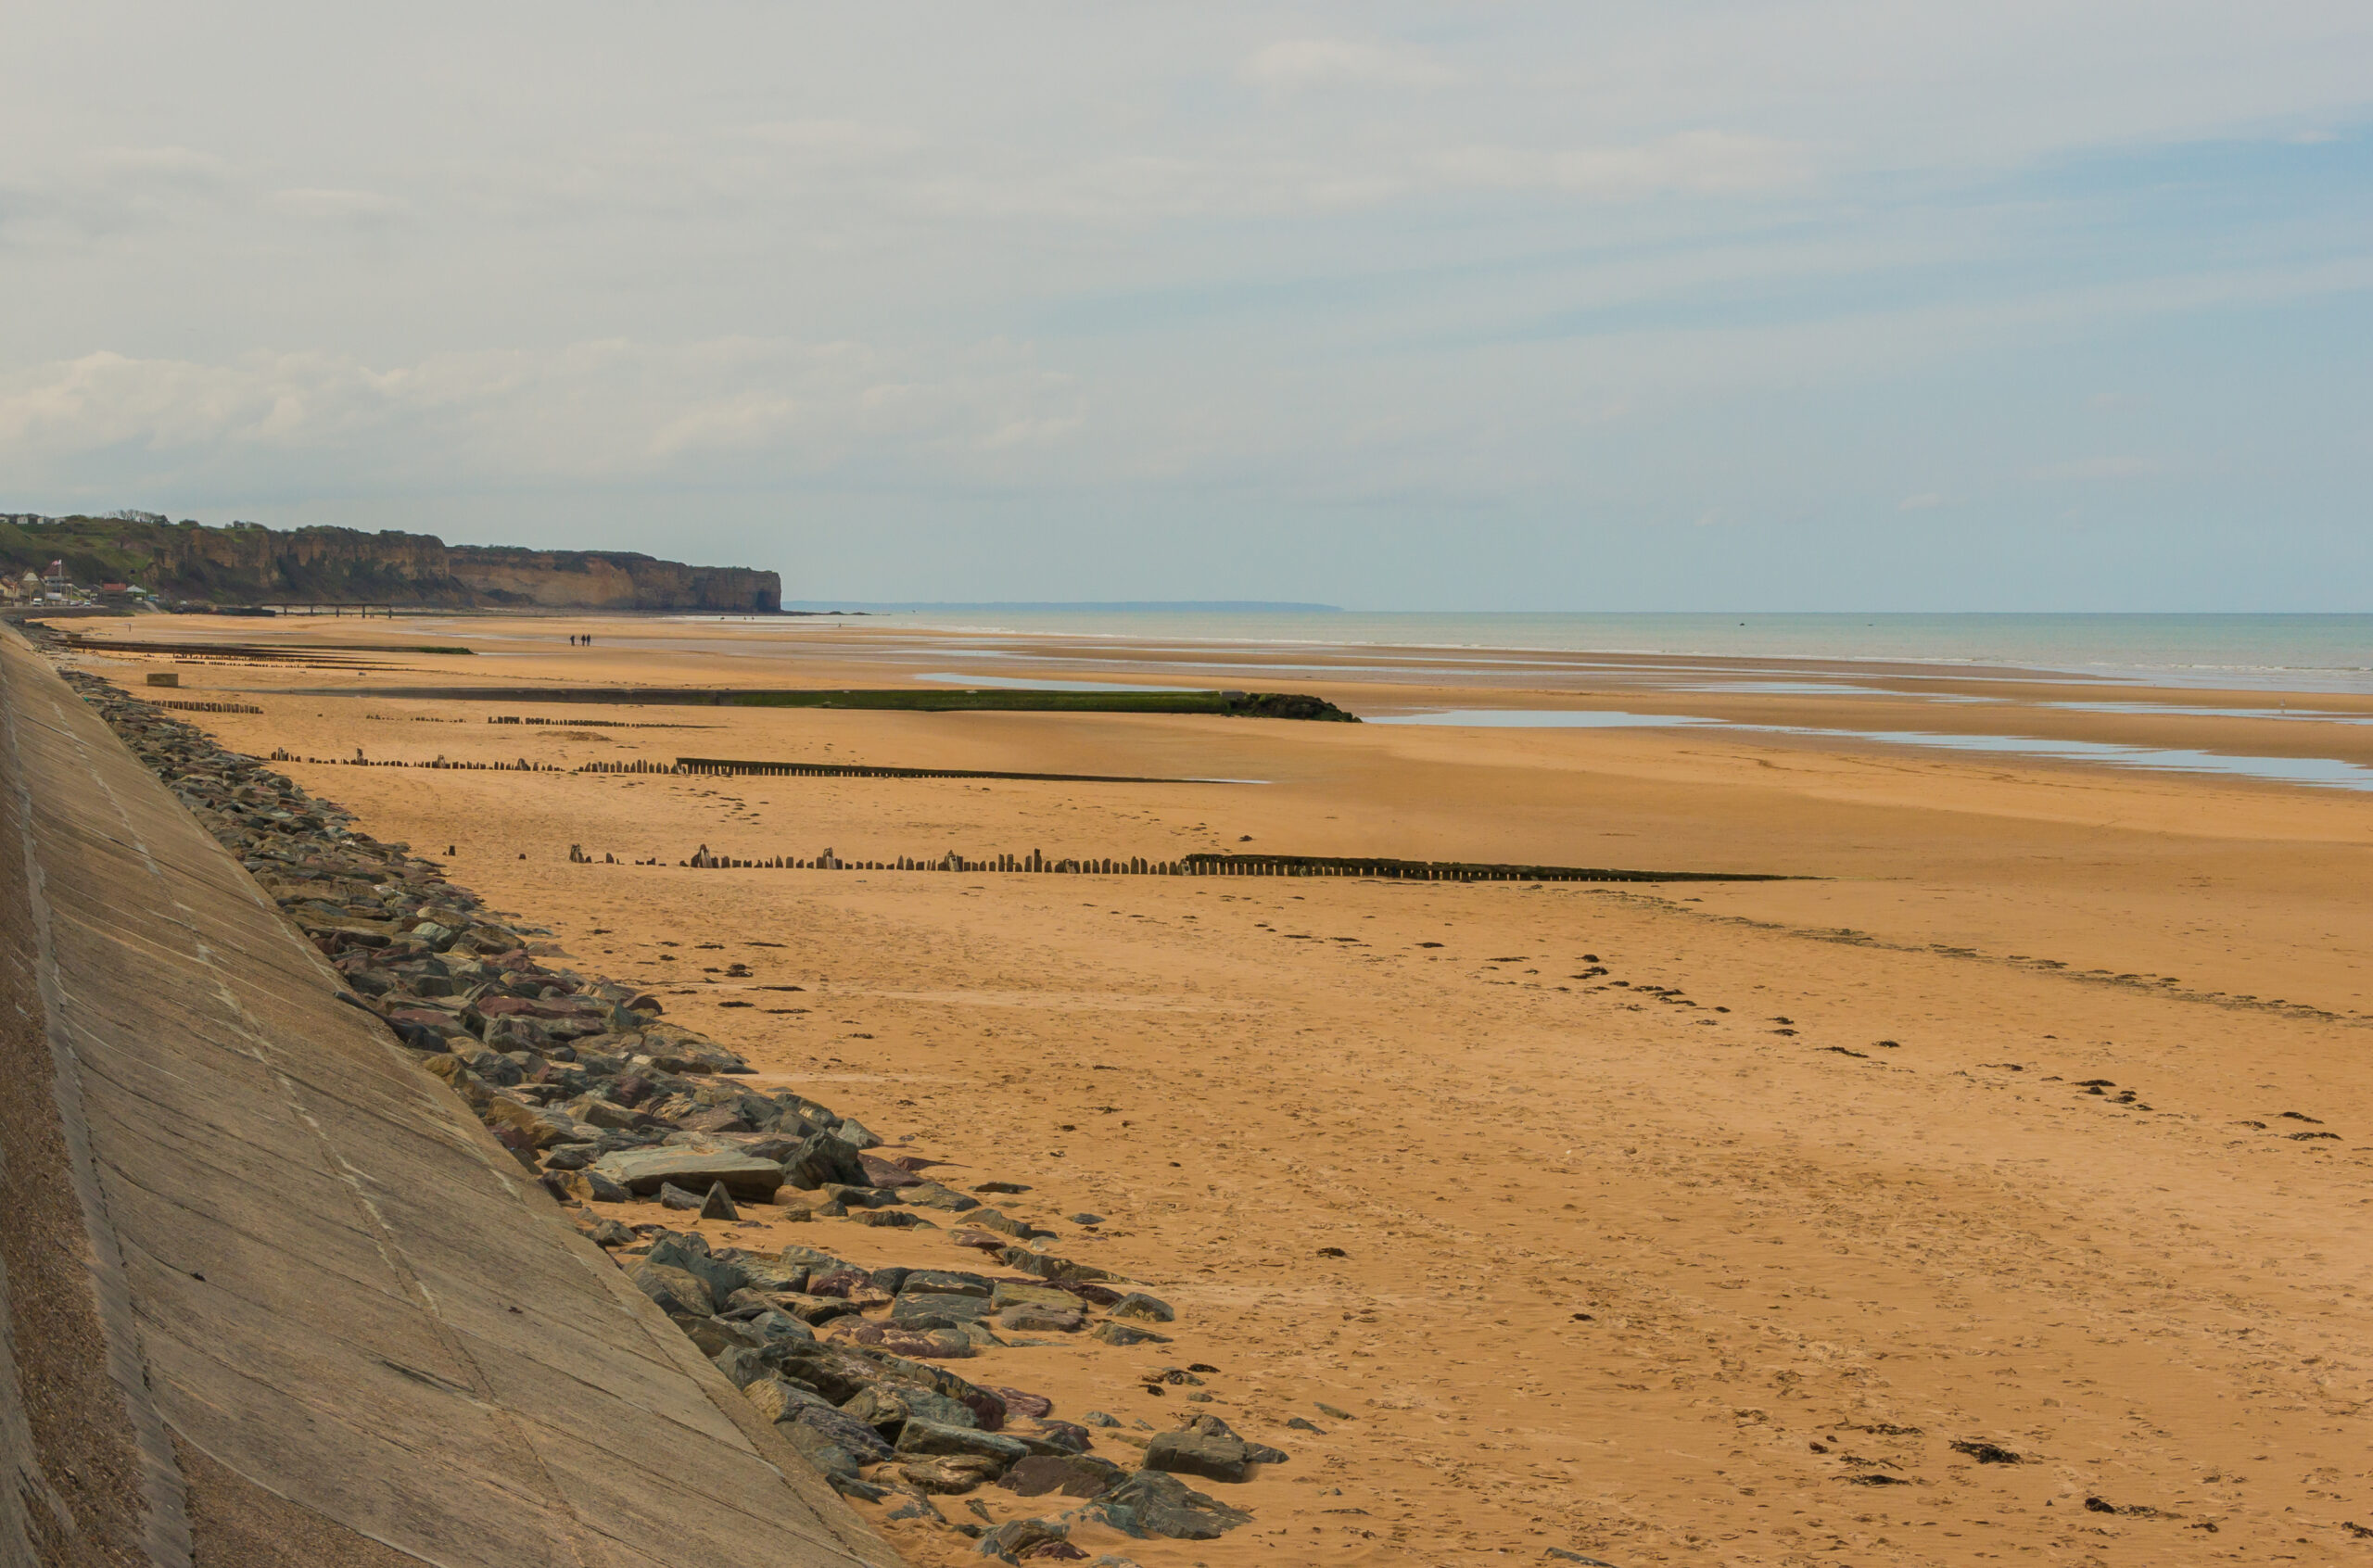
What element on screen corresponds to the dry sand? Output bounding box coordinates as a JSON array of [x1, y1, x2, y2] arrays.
[[62, 613, 2373, 1566]]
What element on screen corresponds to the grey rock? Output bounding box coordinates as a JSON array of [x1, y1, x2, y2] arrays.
[[680, 1316, 759, 1359], [776, 1293, 863, 1326], [1143, 1431, 1263, 1485], [834, 1117, 883, 1149], [629, 1260, 712, 1318], [996, 1453, 1127, 1499], [711, 1345, 771, 1387], [991, 1279, 1077, 1311], [776, 1243, 859, 1272], [1074, 1470, 1251, 1540], [976, 1517, 1069, 1562], [830, 1475, 891, 1502], [996, 1303, 1084, 1333], [895, 1417, 1031, 1471], [842, 1382, 981, 1438], [900, 1181, 981, 1213], [734, 1258, 810, 1293], [644, 1235, 749, 1302], [997, 1246, 1121, 1284], [780, 1131, 869, 1191], [1176, 1413, 1286, 1464], [786, 1402, 895, 1465], [905, 1269, 994, 1299], [1092, 1321, 1168, 1347], [779, 1422, 862, 1481], [895, 1455, 1003, 1494], [820, 1182, 903, 1209], [1110, 1292, 1174, 1323], [894, 1291, 996, 1329], [699, 1181, 740, 1220], [732, 1306, 816, 1344], [658, 1181, 705, 1210], [592, 1145, 785, 1199], [854, 1209, 936, 1230]]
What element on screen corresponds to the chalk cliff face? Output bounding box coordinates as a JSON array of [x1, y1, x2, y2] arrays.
[[446, 547, 779, 611], [0, 518, 780, 611]]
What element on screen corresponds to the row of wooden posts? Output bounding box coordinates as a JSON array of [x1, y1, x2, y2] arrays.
[[272, 751, 566, 772], [649, 846, 1758, 884]]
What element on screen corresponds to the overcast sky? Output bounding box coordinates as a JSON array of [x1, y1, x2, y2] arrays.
[[3, 2, 2367, 609]]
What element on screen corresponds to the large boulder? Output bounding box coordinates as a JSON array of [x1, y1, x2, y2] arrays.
[[840, 1382, 980, 1439], [644, 1235, 750, 1302], [996, 1246, 1123, 1284], [904, 1270, 994, 1299], [892, 1292, 996, 1329], [628, 1261, 712, 1318], [780, 1132, 870, 1192], [895, 1417, 1030, 1472], [591, 1146, 784, 1200], [1075, 1470, 1252, 1540], [784, 1403, 895, 1465], [1144, 1431, 1262, 1485], [975, 1517, 1069, 1563], [996, 1453, 1127, 1499]]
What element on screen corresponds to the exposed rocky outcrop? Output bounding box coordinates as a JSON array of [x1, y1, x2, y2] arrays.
[[0, 515, 780, 611]]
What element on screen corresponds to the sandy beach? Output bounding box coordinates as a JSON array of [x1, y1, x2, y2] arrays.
[[57, 612, 2373, 1566]]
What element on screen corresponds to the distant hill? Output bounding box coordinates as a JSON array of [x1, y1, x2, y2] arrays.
[[0, 514, 778, 612]]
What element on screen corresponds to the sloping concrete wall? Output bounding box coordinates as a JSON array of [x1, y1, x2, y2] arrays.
[[0, 629, 898, 1568]]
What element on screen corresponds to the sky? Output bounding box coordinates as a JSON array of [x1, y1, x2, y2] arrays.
[[2, 2, 2368, 610]]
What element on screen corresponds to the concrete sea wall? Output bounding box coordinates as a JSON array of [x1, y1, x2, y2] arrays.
[[0, 626, 894, 1567]]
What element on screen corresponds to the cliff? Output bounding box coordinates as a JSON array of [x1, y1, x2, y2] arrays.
[[0, 515, 780, 611]]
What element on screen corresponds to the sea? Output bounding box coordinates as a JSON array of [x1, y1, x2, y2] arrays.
[[776, 611, 2373, 695]]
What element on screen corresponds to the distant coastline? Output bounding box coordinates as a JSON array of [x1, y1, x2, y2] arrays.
[[782, 600, 1345, 613], [805, 608, 2373, 695]]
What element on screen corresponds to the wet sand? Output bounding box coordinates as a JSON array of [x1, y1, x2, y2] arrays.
[[59, 613, 2373, 1565]]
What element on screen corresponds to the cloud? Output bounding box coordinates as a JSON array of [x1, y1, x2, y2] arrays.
[[1428, 132, 1808, 198], [737, 120, 924, 158], [89, 145, 234, 184], [267, 187, 406, 221], [1240, 38, 1454, 91], [1898, 491, 1948, 511], [0, 340, 1083, 489]]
